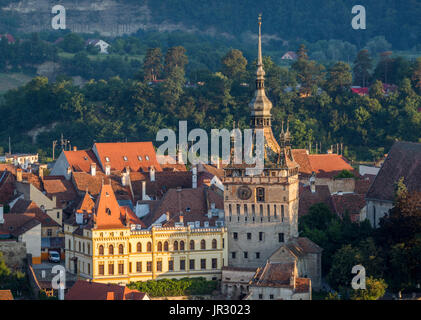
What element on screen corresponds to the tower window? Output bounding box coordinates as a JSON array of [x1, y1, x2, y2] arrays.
[[256, 188, 265, 202], [247, 233, 252, 240], [233, 232, 238, 240], [278, 233, 284, 243]]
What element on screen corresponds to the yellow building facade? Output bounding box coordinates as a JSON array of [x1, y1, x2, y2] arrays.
[[65, 224, 228, 284]]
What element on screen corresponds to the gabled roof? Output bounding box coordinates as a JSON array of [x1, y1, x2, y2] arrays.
[[141, 185, 223, 228], [366, 141, 421, 201], [93, 142, 162, 172], [10, 199, 60, 228], [42, 176, 78, 208], [65, 280, 148, 300], [77, 192, 95, 213], [330, 193, 366, 222], [0, 213, 40, 237], [292, 150, 356, 178], [95, 184, 142, 229], [63, 150, 101, 173]]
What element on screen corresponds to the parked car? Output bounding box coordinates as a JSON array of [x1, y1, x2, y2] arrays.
[[48, 251, 61, 263]]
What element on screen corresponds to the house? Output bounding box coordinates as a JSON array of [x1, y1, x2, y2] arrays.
[[0, 204, 42, 264], [351, 87, 369, 96], [281, 51, 298, 60], [0, 33, 15, 44], [292, 149, 357, 194], [3, 153, 38, 169], [65, 280, 150, 300], [330, 193, 366, 223], [63, 183, 227, 284], [51, 142, 162, 179], [245, 261, 311, 300], [366, 141, 421, 228], [86, 39, 110, 54], [298, 184, 331, 217]]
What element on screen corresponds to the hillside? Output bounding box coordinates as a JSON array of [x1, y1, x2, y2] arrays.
[[1, 0, 420, 50]]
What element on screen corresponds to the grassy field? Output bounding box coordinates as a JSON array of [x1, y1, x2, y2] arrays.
[[0, 73, 34, 94]]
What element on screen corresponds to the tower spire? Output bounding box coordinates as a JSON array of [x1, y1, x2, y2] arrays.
[[258, 13, 263, 68]]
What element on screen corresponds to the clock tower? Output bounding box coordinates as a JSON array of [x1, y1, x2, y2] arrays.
[[223, 15, 300, 269]]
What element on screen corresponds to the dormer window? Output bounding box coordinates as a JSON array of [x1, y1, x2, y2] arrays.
[[145, 155, 150, 161], [186, 207, 191, 212], [106, 208, 111, 215], [138, 156, 142, 161], [84, 157, 88, 161], [105, 157, 110, 162], [123, 156, 128, 161]]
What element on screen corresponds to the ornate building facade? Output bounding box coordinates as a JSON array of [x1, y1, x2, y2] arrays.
[[64, 184, 228, 284]]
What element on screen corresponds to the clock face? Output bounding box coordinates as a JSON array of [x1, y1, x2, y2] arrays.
[[237, 186, 252, 200]]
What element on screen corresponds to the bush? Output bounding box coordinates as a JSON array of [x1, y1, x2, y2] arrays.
[[127, 277, 218, 297]]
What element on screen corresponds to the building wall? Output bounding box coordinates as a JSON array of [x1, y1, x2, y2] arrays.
[[366, 199, 393, 228], [221, 269, 256, 299], [300, 176, 355, 194], [223, 172, 299, 269], [64, 225, 228, 285], [246, 286, 310, 300], [21, 223, 42, 264]]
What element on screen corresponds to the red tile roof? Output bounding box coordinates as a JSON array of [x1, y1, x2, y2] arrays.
[[0, 170, 15, 203], [93, 142, 162, 172], [42, 176, 78, 208], [0, 213, 40, 237], [65, 280, 148, 300], [64, 150, 101, 173], [10, 199, 60, 228], [94, 184, 142, 229], [330, 193, 365, 222], [0, 290, 14, 300]]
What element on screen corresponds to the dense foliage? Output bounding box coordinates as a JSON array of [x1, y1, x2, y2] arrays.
[[127, 277, 218, 297]]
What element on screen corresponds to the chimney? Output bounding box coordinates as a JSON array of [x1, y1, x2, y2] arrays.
[[166, 211, 170, 221], [310, 172, 316, 193], [141, 180, 147, 200], [0, 204, 4, 224], [121, 172, 129, 187], [16, 168, 22, 182], [73, 146, 77, 151], [106, 292, 115, 300], [105, 164, 111, 176], [177, 145, 184, 164], [192, 166, 197, 189], [66, 166, 72, 180], [150, 166, 155, 182], [38, 167, 44, 179], [179, 215, 183, 223], [90, 163, 96, 176]]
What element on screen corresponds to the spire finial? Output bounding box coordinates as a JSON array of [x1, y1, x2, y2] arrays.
[[258, 13, 263, 67], [281, 120, 285, 133]]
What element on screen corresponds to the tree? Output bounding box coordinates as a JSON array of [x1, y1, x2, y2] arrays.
[[350, 277, 387, 300], [374, 51, 393, 84], [61, 33, 85, 53], [325, 62, 352, 94], [353, 50, 372, 87], [143, 48, 163, 82], [411, 57, 421, 94], [369, 80, 384, 100], [164, 46, 188, 76], [221, 49, 247, 80], [365, 36, 392, 56]]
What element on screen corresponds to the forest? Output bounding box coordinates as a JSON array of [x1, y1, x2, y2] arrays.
[[0, 31, 420, 162]]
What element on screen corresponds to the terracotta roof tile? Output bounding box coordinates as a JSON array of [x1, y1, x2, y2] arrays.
[[0, 290, 14, 300], [0, 213, 40, 237], [10, 199, 60, 228], [330, 193, 366, 222], [65, 280, 148, 300], [298, 184, 331, 217], [63, 150, 101, 173], [93, 142, 162, 172], [42, 176, 78, 208]]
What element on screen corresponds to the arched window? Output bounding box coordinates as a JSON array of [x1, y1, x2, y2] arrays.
[[109, 244, 114, 255], [190, 240, 195, 250], [128, 243, 132, 253], [82, 242, 85, 253], [260, 204, 263, 216], [212, 239, 217, 249], [174, 241, 179, 251], [99, 245, 104, 255], [164, 241, 169, 251], [87, 243, 90, 255], [68, 240, 71, 250], [267, 205, 271, 217], [147, 242, 152, 252], [137, 242, 141, 252], [78, 242, 81, 252], [281, 205, 285, 221], [180, 241, 185, 251], [201, 239, 206, 250], [158, 241, 163, 251], [119, 244, 124, 254]]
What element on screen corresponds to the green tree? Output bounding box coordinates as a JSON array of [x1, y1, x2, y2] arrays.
[[350, 277, 387, 300], [221, 49, 247, 80], [143, 47, 163, 81], [164, 46, 188, 76], [325, 62, 352, 94], [61, 33, 85, 53], [353, 49, 372, 87]]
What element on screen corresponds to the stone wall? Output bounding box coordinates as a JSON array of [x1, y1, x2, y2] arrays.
[[0, 240, 27, 270]]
